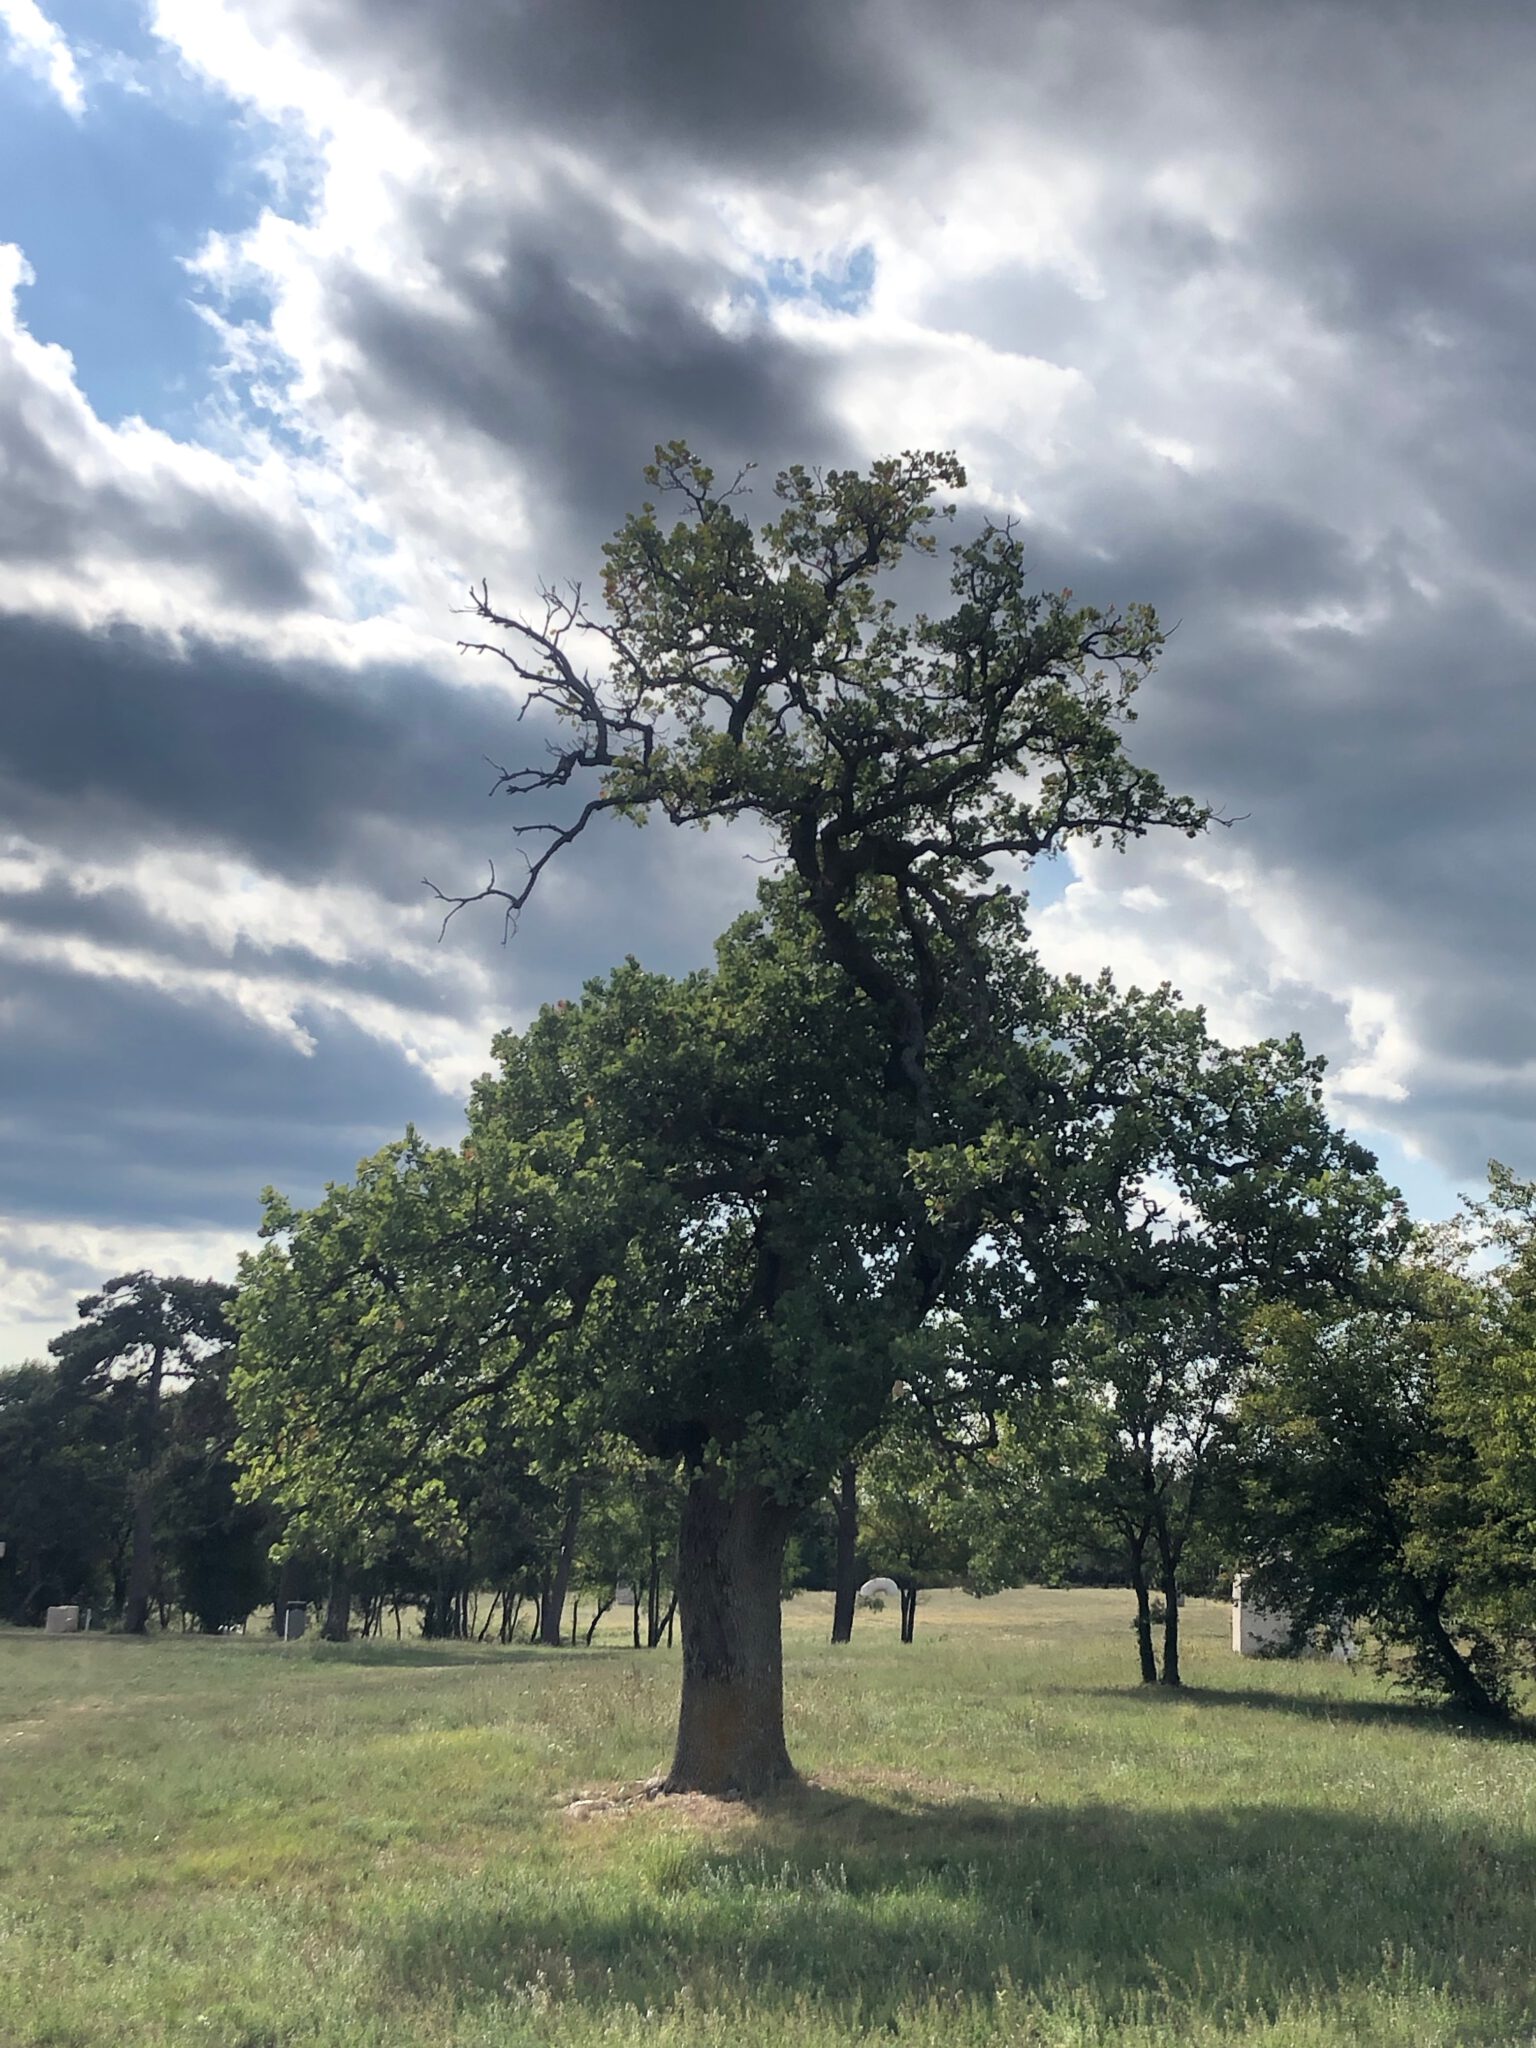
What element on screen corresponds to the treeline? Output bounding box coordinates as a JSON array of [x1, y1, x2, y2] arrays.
[[11, 1167, 1536, 1733], [0, 1272, 694, 1647]]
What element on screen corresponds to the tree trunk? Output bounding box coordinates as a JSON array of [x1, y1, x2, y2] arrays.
[[122, 1343, 167, 1634], [538, 1480, 584, 1648], [1155, 1516, 1182, 1687], [322, 1566, 351, 1642], [1408, 1580, 1507, 1719], [585, 1597, 613, 1646], [665, 1471, 796, 1796], [1128, 1532, 1159, 1684], [898, 1579, 918, 1644], [1159, 1574, 1181, 1687], [830, 1461, 859, 1645]]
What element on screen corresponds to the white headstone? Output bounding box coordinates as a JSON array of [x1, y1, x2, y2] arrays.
[[858, 1576, 900, 1599], [1231, 1574, 1293, 1657], [44, 1605, 80, 1635]]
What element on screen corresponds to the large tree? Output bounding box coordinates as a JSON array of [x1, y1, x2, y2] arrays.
[[239, 450, 1383, 1793]]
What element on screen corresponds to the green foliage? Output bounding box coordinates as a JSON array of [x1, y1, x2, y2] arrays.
[[857, 1397, 975, 1595], [49, 1270, 234, 1407], [460, 447, 1209, 935], [158, 1373, 275, 1632], [0, 1284, 269, 1632], [1235, 1248, 1529, 1717], [0, 1360, 132, 1622]]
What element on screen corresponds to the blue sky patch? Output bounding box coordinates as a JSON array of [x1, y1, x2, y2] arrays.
[[761, 242, 876, 317], [0, 0, 301, 433]]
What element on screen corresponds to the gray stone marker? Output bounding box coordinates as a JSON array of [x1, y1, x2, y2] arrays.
[[44, 1605, 80, 1634], [282, 1601, 308, 1640]]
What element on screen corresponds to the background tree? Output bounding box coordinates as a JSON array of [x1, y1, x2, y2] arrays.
[[1440, 1163, 1536, 1649], [857, 1397, 974, 1641], [47, 1273, 233, 1633], [0, 1360, 132, 1624], [827, 1459, 863, 1645], [158, 1365, 273, 1633], [1233, 1253, 1526, 1719]]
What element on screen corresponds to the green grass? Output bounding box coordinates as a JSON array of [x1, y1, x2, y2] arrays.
[[4, 1590, 1535, 2046]]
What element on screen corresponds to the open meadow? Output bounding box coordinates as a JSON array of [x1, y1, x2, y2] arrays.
[[4, 1590, 1535, 2048]]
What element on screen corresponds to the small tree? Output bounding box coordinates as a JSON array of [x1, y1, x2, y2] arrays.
[[827, 1460, 863, 1645]]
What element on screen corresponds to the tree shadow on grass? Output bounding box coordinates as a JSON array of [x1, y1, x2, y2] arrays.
[[1071, 1680, 1536, 1743], [372, 1784, 1536, 2035]]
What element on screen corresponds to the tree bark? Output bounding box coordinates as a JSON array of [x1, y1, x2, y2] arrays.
[[1153, 1513, 1182, 1688], [322, 1566, 351, 1642], [538, 1480, 584, 1648], [665, 1470, 797, 1796], [584, 1597, 613, 1646], [830, 1461, 859, 1645], [122, 1342, 167, 1634]]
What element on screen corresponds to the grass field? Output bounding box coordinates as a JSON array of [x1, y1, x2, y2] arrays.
[[4, 1589, 1535, 2047]]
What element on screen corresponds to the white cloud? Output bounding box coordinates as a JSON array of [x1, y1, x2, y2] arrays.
[[0, 0, 83, 114], [0, 1216, 250, 1364]]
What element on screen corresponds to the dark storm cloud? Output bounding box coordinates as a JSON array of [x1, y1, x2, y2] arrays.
[[0, 609, 764, 973], [0, 960, 457, 1232], [259, 0, 915, 181], [320, 178, 850, 561], [1029, 527, 1536, 1176], [0, 611, 506, 882]]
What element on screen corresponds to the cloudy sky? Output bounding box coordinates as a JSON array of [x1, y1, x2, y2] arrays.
[[3, 0, 1533, 1360]]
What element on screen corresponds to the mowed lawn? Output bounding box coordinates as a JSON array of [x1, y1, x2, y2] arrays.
[[4, 1591, 1536, 2047]]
